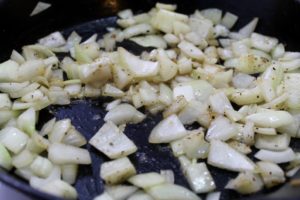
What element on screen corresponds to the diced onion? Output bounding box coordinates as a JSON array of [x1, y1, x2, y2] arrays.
[[185, 162, 216, 193], [225, 171, 263, 194], [148, 114, 187, 143], [1, 3, 300, 198], [146, 183, 201, 200], [0, 127, 28, 154], [89, 121, 137, 159], [48, 143, 91, 165], [254, 148, 295, 163], [106, 185, 138, 200], [208, 140, 255, 172], [100, 157, 136, 184], [128, 172, 166, 189], [0, 143, 12, 170]]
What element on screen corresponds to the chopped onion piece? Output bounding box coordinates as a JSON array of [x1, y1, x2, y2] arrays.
[[62, 164, 78, 184], [89, 121, 137, 159], [12, 149, 35, 168], [30, 156, 53, 178], [64, 84, 81, 97], [106, 185, 138, 200], [104, 103, 145, 125], [206, 192, 221, 200], [178, 100, 208, 125], [17, 107, 36, 136], [105, 99, 122, 111], [0, 143, 12, 170], [10, 82, 40, 99], [178, 155, 192, 173], [286, 166, 300, 178], [160, 170, 174, 184], [118, 47, 159, 78], [221, 12, 238, 29], [138, 81, 158, 106], [0, 81, 29, 94], [238, 18, 259, 37], [41, 180, 77, 199], [225, 109, 243, 122], [255, 133, 290, 151], [284, 73, 300, 109], [173, 20, 191, 35], [164, 33, 180, 46], [29, 166, 61, 188], [48, 88, 70, 105], [206, 116, 238, 142], [102, 83, 125, 97], [39, 32, 66, 48], [84, 85, 102, 97], [185, 32, 208, 48], [123, 23, 154, 39], [30, 2, 51, 16], [209, 91, 233, 114], [173, 85, 195, 102], [0, 95, 11, 113], [225, 54, 270, 74], [163, 95, 188, 118], [62, 127, 87, 147], [208, 140, 255, 172], [254, 148, 295, 163], [0, 127, 28, 154], [10, 50, 25, 64], [128, 172, 166, 189], [48, 143, 91, 165], [250, 33, 278, 53], [21, 89, 45, 103], [228, 141, 251, 154], [94, 192, 114, 200], [246, 110, 293, 128], [171, 139, 184, 157], [185, 162, 216, 193], [146, 183, 201, 200], [157, 49, 178, 81], [100, 157, 136, 184], [260, 64, 284, 102], [156, 2, 177, 11], [178, 41, 205, 61], [150, 9, 188, 33], [130, 35, 167, 49], [280, 59, 300, 72], [256, 161, 285, 188], [240, 120, 255, 145], [48, 119, 71, 143], [254, 127, 277, 135], [148, 114, 187, 143], [15, 167, 34, 181], [26, 132, 49, 154], [128, 191, 154, 200], [272, 43, 285, 59], [200, 8, 222, 24], [118, 9, 133, 19], [158, 83, 173, 105], [0, 60, 19, 82], [230, 86, 264, 105], [225, 171, 263, 194], [232, 73, 255, 89], [189, 17, 213, 40]]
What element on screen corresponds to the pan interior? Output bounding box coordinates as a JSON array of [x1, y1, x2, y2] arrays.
[[1, 0, 300, 198]]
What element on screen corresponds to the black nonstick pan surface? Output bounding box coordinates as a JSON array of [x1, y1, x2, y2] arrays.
[[1, 0, 300, 200]]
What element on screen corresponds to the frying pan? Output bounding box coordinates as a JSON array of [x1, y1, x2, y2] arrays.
[[0, 0, 300, 199]]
